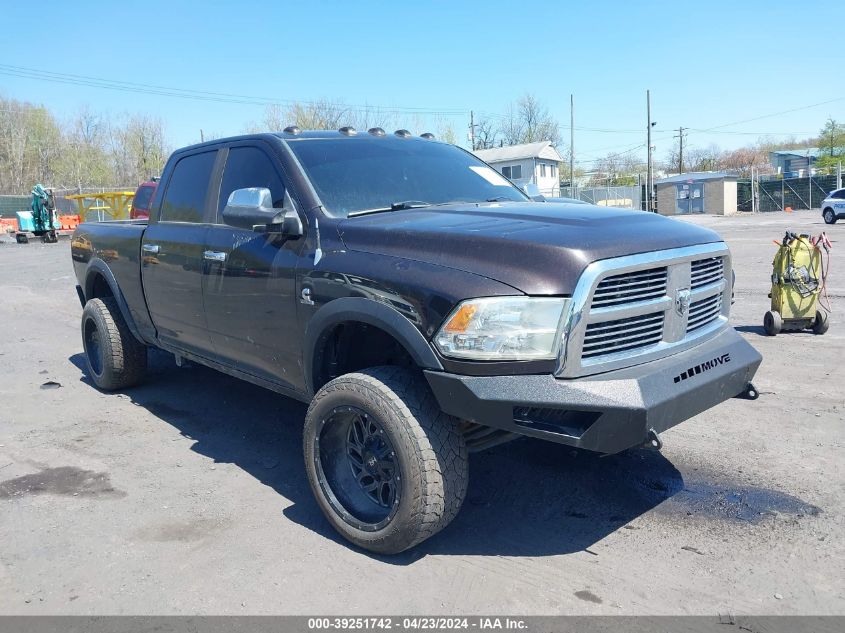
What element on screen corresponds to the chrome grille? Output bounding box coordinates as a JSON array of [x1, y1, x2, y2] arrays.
[[582, 312, 664, 359], [557, 243, 732, 378], [691, 257, 724, 289], [591, 267, 668, 308], [687, 294, 723, 333]]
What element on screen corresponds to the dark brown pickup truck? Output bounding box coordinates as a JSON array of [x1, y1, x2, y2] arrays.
[[71, 129, 761, 553]]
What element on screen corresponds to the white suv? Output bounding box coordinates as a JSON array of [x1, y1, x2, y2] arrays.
[[821, 188, 845, 224]]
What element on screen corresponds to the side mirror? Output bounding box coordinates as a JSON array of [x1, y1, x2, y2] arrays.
[[222, 187, 303, 237], [222, 187, 276, 230], [520, 183, 546, 202]]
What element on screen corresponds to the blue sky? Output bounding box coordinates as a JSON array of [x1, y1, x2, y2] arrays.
[[2, 0, 843, 169]]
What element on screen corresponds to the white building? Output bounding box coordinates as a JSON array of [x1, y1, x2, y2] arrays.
[[473, 141, 563, 197]]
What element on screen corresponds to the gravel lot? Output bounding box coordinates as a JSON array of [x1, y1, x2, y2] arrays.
[[0, 210, 842, 615]]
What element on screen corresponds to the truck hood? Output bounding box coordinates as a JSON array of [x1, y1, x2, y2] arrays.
[[336, 202, 723, 295]]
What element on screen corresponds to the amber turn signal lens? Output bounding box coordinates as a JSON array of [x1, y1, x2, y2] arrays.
[[442, 304, 478, 333]]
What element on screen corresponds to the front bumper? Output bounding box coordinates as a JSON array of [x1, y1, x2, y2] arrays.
[[424, 327, 761, 454]]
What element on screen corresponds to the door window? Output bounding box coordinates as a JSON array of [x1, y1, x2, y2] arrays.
[[160, 151, 216, 223], [217, 146, 286, 219]]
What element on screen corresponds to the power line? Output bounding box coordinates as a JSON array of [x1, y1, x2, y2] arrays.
[[687, 96, 845, 134], [2, 62, 840, 158], [0, 64, 468, 116]]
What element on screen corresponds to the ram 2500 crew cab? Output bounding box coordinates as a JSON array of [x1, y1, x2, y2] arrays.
[[71, 129, 762, 553]]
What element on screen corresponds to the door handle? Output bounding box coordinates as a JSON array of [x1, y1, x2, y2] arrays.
[[142, 244, 160, 254], [203, 250, 227, 262]]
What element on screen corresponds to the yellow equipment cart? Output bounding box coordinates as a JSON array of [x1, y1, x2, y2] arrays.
[[66, 191, 135, 222], [764, 232, 830, 336]]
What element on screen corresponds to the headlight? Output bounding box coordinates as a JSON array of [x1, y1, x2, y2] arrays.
[[434, 297, 569, 360]]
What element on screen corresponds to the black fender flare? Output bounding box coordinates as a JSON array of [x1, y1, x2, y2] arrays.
[[303, 296, 443, 395], [83, 259, 146, 345]]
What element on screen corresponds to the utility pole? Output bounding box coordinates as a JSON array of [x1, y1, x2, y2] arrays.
[[570, 94, 575, 196], [674, 126, 686, 174], [750, 167, 756, 213], [469, 110, 476, 151], [646, 90, 654, 212]]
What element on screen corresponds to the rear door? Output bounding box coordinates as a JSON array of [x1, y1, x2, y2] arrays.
[[141, 149, 218, 357], [202, 143, 304, 389]]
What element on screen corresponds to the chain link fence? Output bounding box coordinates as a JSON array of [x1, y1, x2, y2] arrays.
[[559, 185, 642, 209], [738, 174, 840, 212]]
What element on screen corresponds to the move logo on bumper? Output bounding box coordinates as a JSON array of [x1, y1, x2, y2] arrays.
[[673, 353, 731, 383]]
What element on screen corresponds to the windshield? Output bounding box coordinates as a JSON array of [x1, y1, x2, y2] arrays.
[[287, 138, 528, 217]]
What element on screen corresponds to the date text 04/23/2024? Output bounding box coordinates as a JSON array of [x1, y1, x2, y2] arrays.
[[307, 617, 527, 630]]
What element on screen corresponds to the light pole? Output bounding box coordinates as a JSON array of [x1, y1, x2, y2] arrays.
[[646, 90, 656, 212], [570, 94, 575, 197]]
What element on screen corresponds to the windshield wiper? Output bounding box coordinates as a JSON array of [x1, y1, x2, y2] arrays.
[[485, 196, 517, 202], [348, 201, 432, 217]]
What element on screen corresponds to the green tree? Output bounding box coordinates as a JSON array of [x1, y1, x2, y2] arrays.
[[819, 118, 845, 157]]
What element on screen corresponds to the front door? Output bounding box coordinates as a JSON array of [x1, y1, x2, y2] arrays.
[[675, 183, 704, 214], [202, 144, 304, 390], [141, 149, 217, 357]]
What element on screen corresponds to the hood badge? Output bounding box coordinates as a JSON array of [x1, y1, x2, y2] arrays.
[[675, 288, 691, 316]]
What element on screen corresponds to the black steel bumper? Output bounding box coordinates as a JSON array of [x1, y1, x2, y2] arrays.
[[424, 328, 762, 454]]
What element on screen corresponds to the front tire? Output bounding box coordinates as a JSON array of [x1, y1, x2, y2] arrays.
[[823, 208, 837, 224], [81, 297, 147, 390], [304, 367, 468, 554]]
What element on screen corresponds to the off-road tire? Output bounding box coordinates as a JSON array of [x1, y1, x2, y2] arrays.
[[823, 208, 837, 224], [764, 310, 782, 336], [812, 310, 829, 335], [81, 297, 147, 390], [303, 366, 468, 554]]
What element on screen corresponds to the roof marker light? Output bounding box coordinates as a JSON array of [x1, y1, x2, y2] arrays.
[[368, 127, 386, 136], [283, 125, 300, 135], [339, 126, 357, 136], [420, 132, 435, 140], [394, 129, 412, 138]]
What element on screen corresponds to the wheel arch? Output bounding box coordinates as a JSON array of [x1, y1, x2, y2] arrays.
[[83, 259, 145, 345], [304, 297, 443, 396]]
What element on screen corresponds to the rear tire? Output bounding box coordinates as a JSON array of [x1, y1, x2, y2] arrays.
[[764, 310, 782, 336], [81, 297, 147, 390], [303, 366, 468, 554], [823, 208, 837, 224], [812, 310, 829, 335]]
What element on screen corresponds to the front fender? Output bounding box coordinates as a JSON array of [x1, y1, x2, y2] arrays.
[[303, 296, 443, 396]]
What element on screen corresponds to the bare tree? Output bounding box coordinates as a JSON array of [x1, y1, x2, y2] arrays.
[[247, 101, 396, 134], [126, 115, 167, 182], [499, 103, 525, 146], [716, 146, 769, 177], [663, 142, 721, 174], [435, 119, 458, 145], [58, 108, 111, 192], [473, 116, 498, 149], [0, 98, 33, 193], [497, 94, 561, 147], [592, 151, 645, 185]]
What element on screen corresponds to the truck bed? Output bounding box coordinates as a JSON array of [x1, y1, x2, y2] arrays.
[[71, 220, 151, 343]]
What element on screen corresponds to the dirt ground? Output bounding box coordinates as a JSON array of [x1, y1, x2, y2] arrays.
[[0, 210, 842, 616]]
